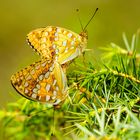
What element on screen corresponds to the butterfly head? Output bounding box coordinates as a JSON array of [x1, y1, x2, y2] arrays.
[[79, 30, 88, 39]]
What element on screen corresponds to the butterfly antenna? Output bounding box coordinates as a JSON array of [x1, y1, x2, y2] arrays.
[[83, 8, 98, 31], [76, 9, 84, 31]]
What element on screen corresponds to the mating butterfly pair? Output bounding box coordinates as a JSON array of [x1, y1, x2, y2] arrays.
[[11, 8, 98, 105], [11, 26, 87, 105]]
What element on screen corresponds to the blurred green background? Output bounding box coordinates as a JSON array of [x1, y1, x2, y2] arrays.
[[0, 0, 140, 108]]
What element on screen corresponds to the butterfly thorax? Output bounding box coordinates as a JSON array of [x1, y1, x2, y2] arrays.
[[79, 31, 88, 53]]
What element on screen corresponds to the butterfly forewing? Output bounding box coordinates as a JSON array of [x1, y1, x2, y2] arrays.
[[11, 59, 68, 105], [27, 26, 87, 64], [27, 27, 56, 61]]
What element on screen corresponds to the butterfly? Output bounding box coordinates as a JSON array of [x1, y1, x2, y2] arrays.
[[26, 8, 98, 65], [27, 26, 88, 65], [27, 8, 98, 65], [11, 58, 68, 105]]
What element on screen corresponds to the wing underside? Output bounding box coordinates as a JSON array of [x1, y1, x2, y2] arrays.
[[11, 59, 68, 105], [27, 26, 82, 64]]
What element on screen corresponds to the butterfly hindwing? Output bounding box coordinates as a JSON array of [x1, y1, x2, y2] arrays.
[[27, 26, 87, 64], [11, 59, 68, 105]]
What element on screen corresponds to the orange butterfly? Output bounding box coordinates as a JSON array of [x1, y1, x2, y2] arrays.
[[27, 8, 98, 65], [27, 26, 87, 65], [11, 59, 68, 105]]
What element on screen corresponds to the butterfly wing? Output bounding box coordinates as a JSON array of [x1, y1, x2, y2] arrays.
[[27, 27, 57, 61], [11, 59, 68, 105], [27, 26, 87, 64]]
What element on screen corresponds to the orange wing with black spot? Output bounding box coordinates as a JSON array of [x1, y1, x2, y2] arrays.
[[11, 58, 68, 105]]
